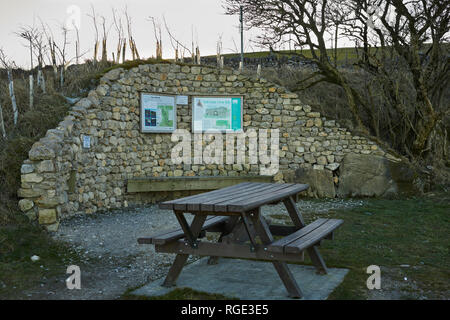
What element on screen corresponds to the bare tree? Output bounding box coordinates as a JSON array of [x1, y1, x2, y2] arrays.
[[40, 19, 58, 79], [15, 25, 37, 70], [125, 7, 140, 60], [0, 49, 18, 126], [163, 16, 193, 62], [54, 25, 70, 87], [100, 16, 109, 63], [88, 5, 100, 64], [224, 0, 450, 162], [31, 30, 47, 93], [74, 23, 81, 65], [112, 8, 125, 63], [149, 17, 163, 59], [16, 25, 37, 108]]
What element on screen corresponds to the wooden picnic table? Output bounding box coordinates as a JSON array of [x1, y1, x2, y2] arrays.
[[138, 182, 343, 298]]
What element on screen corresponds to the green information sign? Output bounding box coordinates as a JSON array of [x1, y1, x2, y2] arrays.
[[192, 96, 243, 133]]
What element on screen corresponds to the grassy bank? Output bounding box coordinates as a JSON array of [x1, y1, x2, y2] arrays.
[[0, 73, 80, 299]]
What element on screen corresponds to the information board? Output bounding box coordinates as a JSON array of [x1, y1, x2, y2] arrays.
[[140, 93, 176, 133], [192, 96, 243, 133]]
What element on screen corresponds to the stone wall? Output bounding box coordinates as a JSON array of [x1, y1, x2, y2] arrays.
[[17, 62, 387, 231]]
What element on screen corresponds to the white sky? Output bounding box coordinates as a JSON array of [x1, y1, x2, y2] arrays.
[[0, 0, 267, 68], [0, 0, 346, 69]]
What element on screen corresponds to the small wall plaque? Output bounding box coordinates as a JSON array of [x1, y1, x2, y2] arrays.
[[83, 135, 91, 149], [176, 95, 189, 105]]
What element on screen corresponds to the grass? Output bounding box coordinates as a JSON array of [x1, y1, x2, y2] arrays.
[[0, 215, 83, 299], [0, 72, 80, 299], [204, 47, 370, 65], [309, 195, 450, 299], [123, 194, 449, 300], [121, 286, 237, 300]]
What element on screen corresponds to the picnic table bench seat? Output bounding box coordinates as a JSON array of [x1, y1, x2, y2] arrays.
[[268, 218, 344, 254], [137, 216, 229, 245]]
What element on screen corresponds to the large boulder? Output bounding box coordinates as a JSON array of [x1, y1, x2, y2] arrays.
[[294, 167, 336, 198], [337, 153, 420, 197]]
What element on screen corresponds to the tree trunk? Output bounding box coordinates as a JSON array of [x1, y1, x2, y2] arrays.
[[60, 66, 64, 88], [7, 69, 18, 126], [29, 74, 34, 109], [334, 24, 338, 67], [0, 100, 6, 138], [133, 40, 140, 60], [101, 39, 107, 63], [116, 42, 122, 64], [122, 41, 127, 63], [94, 41, 99, 63], [411, 110, 438, 157]]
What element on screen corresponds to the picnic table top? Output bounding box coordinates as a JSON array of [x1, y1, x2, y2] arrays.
[[159, 182, 309, 213]]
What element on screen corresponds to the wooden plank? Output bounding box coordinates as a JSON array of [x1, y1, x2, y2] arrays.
[[161, 213, 208, 287], [174, 211, 206, 248], [166, 182, 255, 211], [226, 184, 309, 212], [128, 175, 273, 193], [185, 183, 267, 211], [159, 182, 252, 210], [283, 196, 306, 228], [267, 219, 330, 253], [307, 246, 328, 275], [250, 211, 303, 298], [137, 216, 229, 245], [213, 183, 295, 212], [285, 219, 344, 254], [154, 241, 305, 263], [202, 183, 283, 212], [240, 211, 260, 250]]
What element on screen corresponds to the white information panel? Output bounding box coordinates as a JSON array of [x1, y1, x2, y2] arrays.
[[140, 93, 177, 133]]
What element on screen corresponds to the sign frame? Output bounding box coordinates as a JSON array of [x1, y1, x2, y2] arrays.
[[140, 92, 177, 133], [191, 95, 244, 133]]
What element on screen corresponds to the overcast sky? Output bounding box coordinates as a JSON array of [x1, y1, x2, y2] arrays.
[[0, 0, 347, 69], [0, 0, 270, 68]]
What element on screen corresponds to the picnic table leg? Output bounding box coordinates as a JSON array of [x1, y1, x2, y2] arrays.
[[245, 210, 303, 299], [283, 196, 328, 274], [207, 216, 240, 265], [162, 213, 207, 287]]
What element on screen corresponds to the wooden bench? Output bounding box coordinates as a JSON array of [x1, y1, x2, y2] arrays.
[[138, 216, 229, 245], [268, 218, 343, 254], [127, 175, 273, 193]]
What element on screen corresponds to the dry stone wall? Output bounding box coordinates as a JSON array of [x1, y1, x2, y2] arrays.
[[17, 62, 387, 231]]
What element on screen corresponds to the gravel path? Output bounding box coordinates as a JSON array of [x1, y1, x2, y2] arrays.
[[23, 199, 365, 300]]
